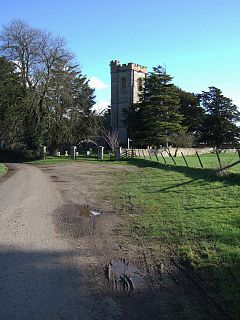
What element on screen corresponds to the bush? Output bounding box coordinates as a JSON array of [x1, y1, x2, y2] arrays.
[[0, 149, 39, 162]]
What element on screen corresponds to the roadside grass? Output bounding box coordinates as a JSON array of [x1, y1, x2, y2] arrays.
[[29, 150, 240, 170], [115, 153, 240, 319], [28, 151, 240, 317], [0, 163, 7, 176], [27, 153, 115, 165]]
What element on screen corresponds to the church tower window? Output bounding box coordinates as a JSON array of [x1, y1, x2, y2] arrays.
[[121, 77, 127, 92], [138, 78, 143, 91]]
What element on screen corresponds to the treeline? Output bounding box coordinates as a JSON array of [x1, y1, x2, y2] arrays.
[[0, 20, 101, 155], [126, 66, 240, 148], [1, 20, 239, 154]]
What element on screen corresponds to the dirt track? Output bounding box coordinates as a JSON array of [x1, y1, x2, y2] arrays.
[[0, 163, 228, 320]]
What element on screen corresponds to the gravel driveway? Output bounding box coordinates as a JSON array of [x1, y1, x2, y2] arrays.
[[0, 163, 228, 320], [0, 164, 120, 320]]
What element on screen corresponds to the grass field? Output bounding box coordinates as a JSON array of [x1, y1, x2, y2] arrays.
[[117, 153, 240, 319], [27, 153, 115, 165], [0, 163, 7, 176], [30, 151, 240, 318]]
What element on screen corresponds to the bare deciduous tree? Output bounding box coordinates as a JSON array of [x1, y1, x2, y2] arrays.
[[102, 129, 119, 152]]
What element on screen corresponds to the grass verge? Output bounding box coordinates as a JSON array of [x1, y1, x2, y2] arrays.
[[29, 151, 240, 318], [27, 154, 118, 165], [114, 153, 240, 319], [0, 163, 7, 176]]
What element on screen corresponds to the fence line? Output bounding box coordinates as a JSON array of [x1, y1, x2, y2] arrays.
[[120, 147, 240, 172]]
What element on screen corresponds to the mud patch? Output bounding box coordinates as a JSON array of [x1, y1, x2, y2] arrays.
[[55, 203, 103, 238], [50, 175, 68, 183], [79, 206, 102, 217], [107, 259, 145, 294]]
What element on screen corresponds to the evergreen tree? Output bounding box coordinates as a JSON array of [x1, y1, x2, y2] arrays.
[[0, 57, 24, 148], [127, 66, 184, 146], [43, 56, 99, 150], [0, 20, 101, 152], [199, 87, 240, 147], [177, 88, 204, 139]]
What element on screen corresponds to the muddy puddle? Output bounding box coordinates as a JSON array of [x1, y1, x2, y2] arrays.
[[107, 259, 145, 294], [56, 204, 103, 238], [78, 206, 102, 217]]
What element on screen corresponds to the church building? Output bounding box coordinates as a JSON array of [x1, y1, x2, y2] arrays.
[[110, 60, 147, 146]]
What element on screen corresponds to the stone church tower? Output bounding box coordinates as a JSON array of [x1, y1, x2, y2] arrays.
[[110, 60, 147, 146]]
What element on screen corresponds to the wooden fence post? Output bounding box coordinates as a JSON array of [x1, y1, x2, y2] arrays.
[[168, 150, 176, 165], [196, 151, 203, 168], [154, 150, 159, 162], [131, 148, 134, 158], [218, 159, 240, 172], [216, 150, 222, 170], [148, 149, 152, 159], [160, 151, 167, 164], [181, 152, 189, 167]]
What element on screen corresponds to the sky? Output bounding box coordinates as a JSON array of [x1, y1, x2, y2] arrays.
[[0, 0, 240, 111]]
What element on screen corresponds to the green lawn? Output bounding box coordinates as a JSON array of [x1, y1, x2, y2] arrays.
[[29, 151, 240, 318], [27, 153, 117, 165], [0, 163, 7, 176], [116, 153, 240, 319]]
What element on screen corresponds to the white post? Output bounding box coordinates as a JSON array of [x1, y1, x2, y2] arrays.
[[98, 146, 104, 160], [127, 138, 132, 149], [70, 146, 77, 159], [41, 146, 47, 159]]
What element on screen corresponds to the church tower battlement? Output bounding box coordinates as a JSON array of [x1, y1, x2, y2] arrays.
[[110, 60, 147, 73], [110, 60, 147, 146]]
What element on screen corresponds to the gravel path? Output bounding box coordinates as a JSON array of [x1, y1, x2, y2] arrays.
[[0, 163, 228, 320], [0, 164, 119, 320]]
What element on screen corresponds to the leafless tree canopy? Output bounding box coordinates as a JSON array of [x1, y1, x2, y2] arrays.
[[102, 129, 119, 151]]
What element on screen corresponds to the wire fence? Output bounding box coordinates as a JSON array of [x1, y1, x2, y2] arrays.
[[121, 147, 240, 173]]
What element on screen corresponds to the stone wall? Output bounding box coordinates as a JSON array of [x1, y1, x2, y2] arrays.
[[161, 147, 214, 157], [122, 147, 214, 158]]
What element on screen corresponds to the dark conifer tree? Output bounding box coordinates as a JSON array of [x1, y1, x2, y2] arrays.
[[200, 87, 240, 147], [127, 66, 184, 146]]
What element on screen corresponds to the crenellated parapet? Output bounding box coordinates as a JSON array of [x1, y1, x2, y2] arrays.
[[110, 60, 147, 73]]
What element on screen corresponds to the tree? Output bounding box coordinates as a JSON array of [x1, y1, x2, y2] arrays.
[[127, 66, 184, 146], [0, 57, 24, 148], [102, 129, 119, 152], [0, 20, 72, 150], [169, 130, 194, 148], [65, 70, 100, 147], [199, 87, 240, 147], [0, 20, 100, 152], [177, 88, 204, 139], [44, 57, 98, 150]]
